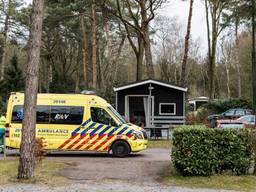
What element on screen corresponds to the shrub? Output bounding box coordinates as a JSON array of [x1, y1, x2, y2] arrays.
[[202, 98, 252, 115], [35, 137, 46, 163], [185, 112, 199, 125], [177, 125, 207, 129], [186, 98, 252, 125], [172, 126, 252, 176], [249, 129, 256, 174], [186, 107, 210, 125]]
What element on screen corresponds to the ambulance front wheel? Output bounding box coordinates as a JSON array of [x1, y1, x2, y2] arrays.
[[112, 140, 130, 157]]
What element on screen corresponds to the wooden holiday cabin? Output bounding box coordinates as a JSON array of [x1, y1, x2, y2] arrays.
[[114, 79, 187, 139]]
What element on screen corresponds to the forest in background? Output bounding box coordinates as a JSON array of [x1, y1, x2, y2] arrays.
[[0, 0, 255, 107]]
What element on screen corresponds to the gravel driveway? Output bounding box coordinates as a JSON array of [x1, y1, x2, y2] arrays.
[[0, 182, 237, 192], [0, 148, 237, 192], [54, 148, 171, 183]]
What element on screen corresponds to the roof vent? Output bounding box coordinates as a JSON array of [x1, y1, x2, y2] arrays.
[[81, 90, 96, 95]]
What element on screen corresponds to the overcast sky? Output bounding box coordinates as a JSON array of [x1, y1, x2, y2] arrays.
[[24, 0, 207, 51], [160, 1, 207, 50]]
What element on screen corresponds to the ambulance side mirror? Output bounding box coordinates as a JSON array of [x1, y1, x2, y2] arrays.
[[110, 118, 117, 127]]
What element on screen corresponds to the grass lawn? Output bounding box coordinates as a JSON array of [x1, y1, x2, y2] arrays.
[[163, 173, 256, 192], [0, 159, 69, 186], [147, 139, 172, 148]]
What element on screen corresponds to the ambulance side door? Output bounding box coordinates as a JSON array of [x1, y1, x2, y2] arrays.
[[49, 105, 84, 150], [86, 106, 118, 151]]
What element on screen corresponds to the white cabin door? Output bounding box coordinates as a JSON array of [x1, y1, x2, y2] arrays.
[[125, 95, 151, 127]]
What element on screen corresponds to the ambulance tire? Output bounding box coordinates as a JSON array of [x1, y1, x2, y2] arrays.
[[112, 140, 130, 157]]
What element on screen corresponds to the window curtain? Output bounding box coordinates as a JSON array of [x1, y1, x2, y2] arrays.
[[125, 96, 129, 122], [143, 97, 149, 127]]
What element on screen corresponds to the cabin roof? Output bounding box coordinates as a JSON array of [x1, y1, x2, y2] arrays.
[[114, 79, 188, 92]]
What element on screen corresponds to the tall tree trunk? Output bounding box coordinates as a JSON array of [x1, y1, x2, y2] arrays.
[[141, 0, 154, 79], [136, 37, 144, 81], [113, 0, 145, 81], [75, 68, 80, 93], [205, 0, 211, 61], [209, 31, 217, 99], [102, 8, 113, 62], [201, 67, 206, 96], [113, 35, 126, 83], [143, 25, 154, 79], [214, 71, 220, 98], [79, 13, 88, 88], [174, 64, 178, 84], [38, 67, 42, 93], [252, 0, 256, 120], [205, 0, 213, 98], [180, 0, 194, 87], [225, 61, 231, 98], [205, 0, 225, 99], [208, 4, 217, 100], [46, 62, 50, 93], [91, 2, 97, 89], [48, 63, 53, 92], [234, 20, 241, 97], [75, 43, 82, 93], [100, 9, 113, 91], [45, 55, 51, 93], [0, 0, 11, 80], [18, 0, 44, 179]]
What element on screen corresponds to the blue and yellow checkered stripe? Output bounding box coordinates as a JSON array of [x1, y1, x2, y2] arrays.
[[58, 119, 134, 151]]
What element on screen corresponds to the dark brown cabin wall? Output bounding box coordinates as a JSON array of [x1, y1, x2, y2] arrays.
[[117, 84, 149, 116], [116, 83, 184, 117], [151, 84, 184, 116]]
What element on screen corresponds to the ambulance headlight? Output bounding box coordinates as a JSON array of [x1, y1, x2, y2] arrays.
[[133, 131, 143, 139]]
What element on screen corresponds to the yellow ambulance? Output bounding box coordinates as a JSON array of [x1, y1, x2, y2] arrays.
[[5, 92, 148, 157]]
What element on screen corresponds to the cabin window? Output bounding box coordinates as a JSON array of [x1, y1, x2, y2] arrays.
[[159, 103, 176, 115]]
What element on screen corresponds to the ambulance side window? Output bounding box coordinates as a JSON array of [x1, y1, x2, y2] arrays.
[[12, 105, 24, 123], [11, 105, 83, 125], [50, 106, 84, 125], [12, 105, 50, 124], [36, 106, 50, 123], [91, 107, 117, 126]]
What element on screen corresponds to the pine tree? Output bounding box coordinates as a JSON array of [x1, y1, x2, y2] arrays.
[[18, 0, 44, 179], [0, 54, 24, 101], [5, 55, 24, 92]]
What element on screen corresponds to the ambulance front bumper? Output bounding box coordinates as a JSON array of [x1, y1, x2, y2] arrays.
[[130, 139, 148, 152]]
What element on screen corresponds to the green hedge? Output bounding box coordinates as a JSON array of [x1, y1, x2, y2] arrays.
[[172, 127, 252, 176]]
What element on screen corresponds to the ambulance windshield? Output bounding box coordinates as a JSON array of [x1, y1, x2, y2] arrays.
[[108, 106, 127, 125]]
